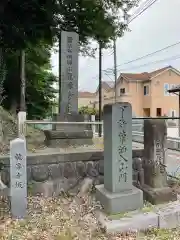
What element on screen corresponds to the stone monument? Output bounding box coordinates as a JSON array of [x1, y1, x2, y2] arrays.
[[10, 138, 27, 219], [142, 119, 177, 204], [96, 103, 143, 214], [44, 31, 93, 147]]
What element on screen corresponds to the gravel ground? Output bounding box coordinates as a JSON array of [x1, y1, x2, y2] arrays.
[[0, 193, 180, 240], [0, 194, 139, 240]]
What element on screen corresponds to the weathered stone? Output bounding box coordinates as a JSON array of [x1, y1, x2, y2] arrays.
[[44, 136, 93, 148], [142, 185, 177, 205], [44, 130, 93, 139], [132, 157, 144, 186], [64, 162, 76, 178], [142, 119, 177, 204], [99, 160, 104, 175], [86, 161, 98, 178], [27, 166, 32, 182], [95, 175, 104, 185], [76, 162, 86, 177], [31, 165, 49, 182], [94, 161, 99, 172], [48, 163, 64, 179], [1, 168, 10, 186], [32, 179, 68, 197]]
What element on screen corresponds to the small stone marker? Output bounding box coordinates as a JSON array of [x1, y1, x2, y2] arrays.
[[10, 138, 27, 219], [96, 103, 143, 214], [142, 119, 177, 204]]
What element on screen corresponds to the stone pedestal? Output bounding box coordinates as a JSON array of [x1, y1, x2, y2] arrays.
[[96, 185, 143, 215], [44, 113, 93, 148], [141, 119, 177, 204], [96, 103, 143, 215]]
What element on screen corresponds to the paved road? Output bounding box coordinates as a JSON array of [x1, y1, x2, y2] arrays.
[[133, 142, 180, 176]]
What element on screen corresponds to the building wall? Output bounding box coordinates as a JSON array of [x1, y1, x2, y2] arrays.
[[78, 68, 180, 117], [150, 69, 180, 117], [78, 97, 95, 108]]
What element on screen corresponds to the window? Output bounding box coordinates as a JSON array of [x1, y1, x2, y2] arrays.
[[144, 85, 149, 95], [120, 88, 125, 94], [164, 83, 169, 96]]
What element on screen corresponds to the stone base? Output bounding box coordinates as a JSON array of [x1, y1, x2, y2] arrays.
[[95, 184, 143, 215], [141, 184, 177, 205], [44, 130, 93, 148], [52, 113, 92, 132], [46, 113, 93, 148]]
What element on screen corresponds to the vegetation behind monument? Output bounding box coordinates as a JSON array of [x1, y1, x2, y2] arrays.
[[0, 0, 139, 150]]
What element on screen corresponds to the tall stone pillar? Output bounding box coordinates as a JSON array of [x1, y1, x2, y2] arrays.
[[96, 103, 143, 214]]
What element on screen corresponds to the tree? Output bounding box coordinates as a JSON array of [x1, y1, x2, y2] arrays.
[[79, 106, 98, 116], [2, 43, 57, 119], [1, 0, 139, 51]]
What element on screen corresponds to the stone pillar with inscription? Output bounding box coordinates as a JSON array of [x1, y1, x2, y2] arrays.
[[142, 119, 177, 204], [96, 103, 143, 214], [10, 138, 27, 219], [44, 31, 93, 147]]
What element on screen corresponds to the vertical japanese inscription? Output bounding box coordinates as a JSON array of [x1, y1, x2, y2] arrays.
[[60, 31, 79, 114], [66, 36, 73, 113], [117, 106, 128, 183], [154, 140, 163, 166], [14, 153, 24, 188]]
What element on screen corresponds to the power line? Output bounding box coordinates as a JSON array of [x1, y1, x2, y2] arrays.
[[98, 1, 158, 59], [115, 54, 180, 73], [104, 41, 180, 73], [128, 0, 159, 23], [91, 0, 160, 81], [128, 0, 155, 22]]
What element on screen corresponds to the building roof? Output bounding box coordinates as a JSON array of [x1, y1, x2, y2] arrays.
[[95, 81, 114, 93], [78, 91, 95, 98], [120, 66, 172, 81]]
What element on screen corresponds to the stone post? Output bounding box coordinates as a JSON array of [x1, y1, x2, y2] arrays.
[[10, 138, 27, 219], [91, 115, 96, 136], [44, 31, 93, 147], [18, 111, 26, 139], [142, 119, 177, 204], [96, 103, 143, 214]]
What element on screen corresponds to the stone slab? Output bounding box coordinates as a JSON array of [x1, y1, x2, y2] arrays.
[[96, 200, 180, 233], [52, 113, 91, 132], [96, 210, 158, 233], [141, 184, 177, 205], [44, 130, 93, 139], [96, 184, 143, 215], [157, 201, 180, 229], [44, 138, 93, 148]]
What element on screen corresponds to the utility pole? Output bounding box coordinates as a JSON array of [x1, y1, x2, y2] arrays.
[[98, 42, 102, 137], [20, 50, 26, 111], [113, 39, 117, 102]]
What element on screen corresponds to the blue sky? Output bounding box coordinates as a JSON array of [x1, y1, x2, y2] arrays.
[[51, 0, 180, 92]]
